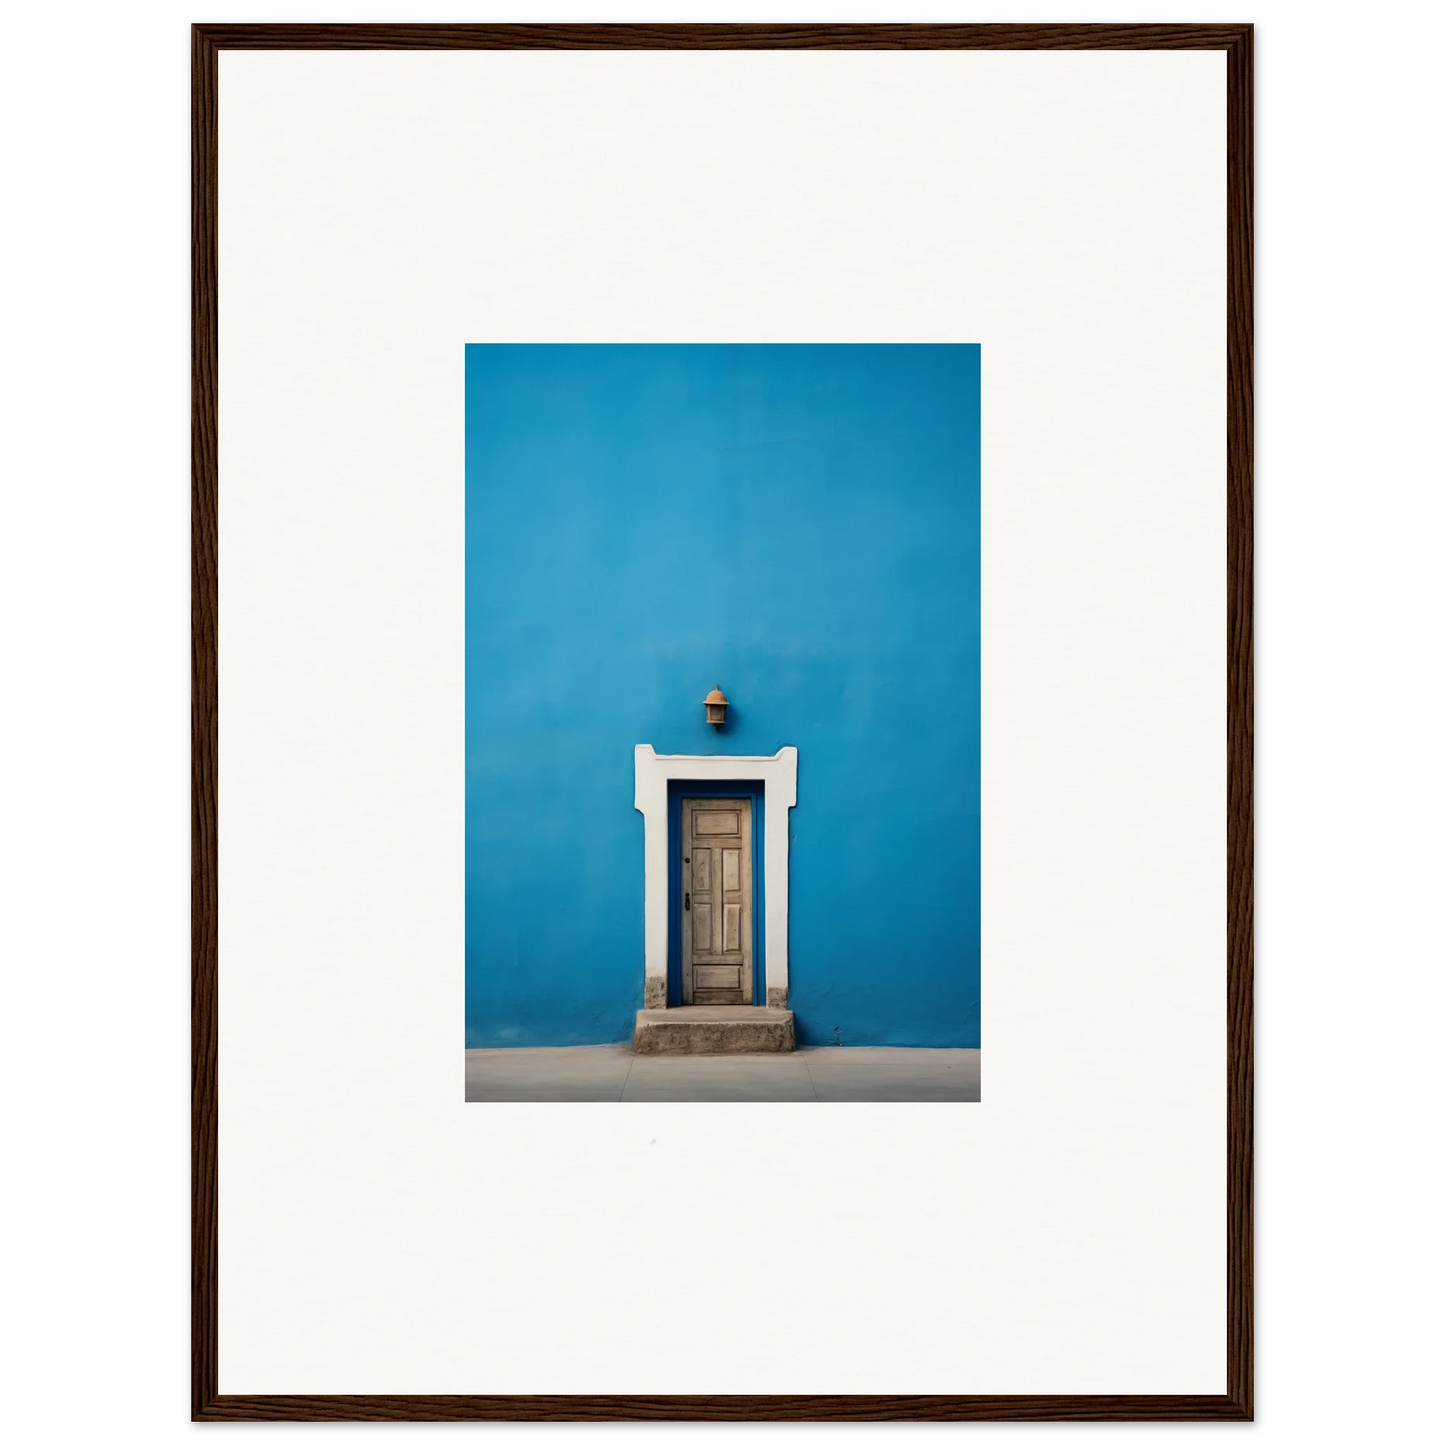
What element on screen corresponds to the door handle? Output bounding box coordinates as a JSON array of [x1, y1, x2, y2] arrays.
[[684, 892, 690, 911]]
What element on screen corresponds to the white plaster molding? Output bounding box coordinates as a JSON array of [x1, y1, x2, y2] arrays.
[[634, 744, 798, 1009]]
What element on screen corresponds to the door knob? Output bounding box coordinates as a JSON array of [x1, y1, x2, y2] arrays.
[[684, 892, 690, 910]]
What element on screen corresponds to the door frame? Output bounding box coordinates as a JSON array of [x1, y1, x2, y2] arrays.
[[669, 782, 764, 1007], [633, 744, 797, 1011]]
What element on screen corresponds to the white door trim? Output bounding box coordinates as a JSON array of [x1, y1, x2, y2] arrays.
[[634, 744, 798, 1010]]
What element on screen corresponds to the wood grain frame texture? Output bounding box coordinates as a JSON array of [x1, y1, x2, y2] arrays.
[[192, 21, 1253, 1424]]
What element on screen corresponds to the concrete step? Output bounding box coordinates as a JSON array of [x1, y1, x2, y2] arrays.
[[633, 1006, 796, 1056]]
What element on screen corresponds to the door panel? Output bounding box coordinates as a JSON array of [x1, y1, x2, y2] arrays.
[[695, 965, 741, 990], [691, 903, 713, 950], [724, 903, 742, 952], [694, 810, 741, 836]]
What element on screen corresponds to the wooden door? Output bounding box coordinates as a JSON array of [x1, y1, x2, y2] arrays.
[[681, 798, 753, 1005]]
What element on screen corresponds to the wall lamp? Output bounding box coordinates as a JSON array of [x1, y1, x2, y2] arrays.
[[703, 684, 729, 730]]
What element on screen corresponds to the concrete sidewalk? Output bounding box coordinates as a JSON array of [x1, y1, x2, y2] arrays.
[[465, 1045, 980, 1102]]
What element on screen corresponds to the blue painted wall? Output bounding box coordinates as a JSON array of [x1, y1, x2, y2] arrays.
[[466, 344, 979, 1047]]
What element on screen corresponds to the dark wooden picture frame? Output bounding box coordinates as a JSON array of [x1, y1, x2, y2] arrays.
[[193, 22, 1252, 1423]]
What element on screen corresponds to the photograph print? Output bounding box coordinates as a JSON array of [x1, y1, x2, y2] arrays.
[[465, 343, 980, 1101]]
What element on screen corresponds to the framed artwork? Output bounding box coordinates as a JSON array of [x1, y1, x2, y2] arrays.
[[194, 22, 1252, 1422]]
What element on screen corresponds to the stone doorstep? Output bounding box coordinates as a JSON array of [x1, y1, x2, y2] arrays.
[[632, 1006, 796, 1056]]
